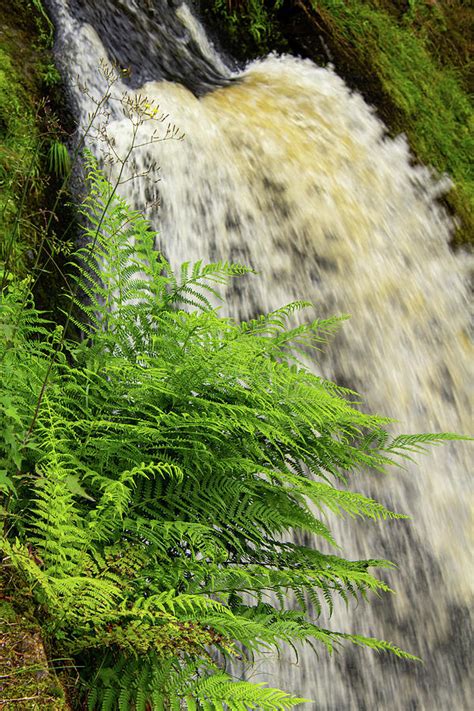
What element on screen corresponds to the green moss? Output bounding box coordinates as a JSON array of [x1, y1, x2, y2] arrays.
[[0, 45, 41, 275], [0, 0, 69, 281]]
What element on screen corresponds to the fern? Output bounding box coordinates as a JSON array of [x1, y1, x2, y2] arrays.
[[1, 156, 469, 709]]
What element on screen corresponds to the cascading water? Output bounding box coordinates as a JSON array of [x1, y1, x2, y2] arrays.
[[46, 1, 472, 708]]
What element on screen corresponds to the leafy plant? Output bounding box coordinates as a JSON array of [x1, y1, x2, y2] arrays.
[[47, 140, 71, 178], [204, 0, 285, 57], [41, 62, 62, 88], [30, 0, 55, 48], [0, 157, 468, 708]]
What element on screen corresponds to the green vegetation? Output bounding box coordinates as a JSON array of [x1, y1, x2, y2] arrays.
[[200, 0, 473, 245], [202, 0, 286, 56], [0, 0, 69, 282], [0, 43, 42, 277], [0, 4, 72, 703], [1, 149, 466, 707]]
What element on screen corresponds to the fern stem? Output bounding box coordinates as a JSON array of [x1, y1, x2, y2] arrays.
[[23, 122, 139, 443]]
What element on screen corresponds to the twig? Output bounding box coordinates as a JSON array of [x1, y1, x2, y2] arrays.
[[0, 695, 42, 703]]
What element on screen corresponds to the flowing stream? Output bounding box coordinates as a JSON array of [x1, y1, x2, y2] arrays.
[[46, 1, 472, 708]]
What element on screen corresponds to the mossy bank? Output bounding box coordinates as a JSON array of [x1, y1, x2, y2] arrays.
[[1, 4, 71, 705], [198, 0, 473, 247], [0, 0, 72, 291]]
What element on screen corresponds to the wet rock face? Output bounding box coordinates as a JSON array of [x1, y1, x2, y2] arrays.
[[64, 0, 231, 94]]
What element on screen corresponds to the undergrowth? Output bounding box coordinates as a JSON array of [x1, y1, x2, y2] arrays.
[[201, 0, 287, 57]]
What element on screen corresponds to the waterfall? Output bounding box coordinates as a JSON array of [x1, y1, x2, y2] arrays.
[[46, 1, 472, 708]]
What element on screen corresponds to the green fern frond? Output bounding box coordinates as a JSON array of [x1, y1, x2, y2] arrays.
[[193, 674, 310, 709], [333, 632, 421, 661], [2, 155, 467, 709], [385, 432, 472, 457]]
